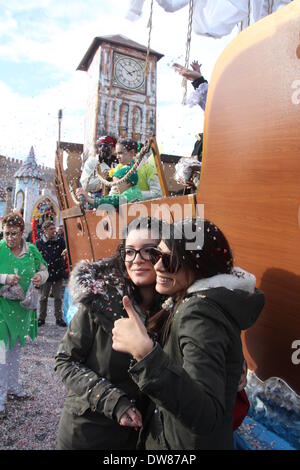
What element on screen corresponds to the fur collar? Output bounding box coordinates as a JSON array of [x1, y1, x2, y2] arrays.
[[187, 267, 256, 295], [68, 258, 125, 305]]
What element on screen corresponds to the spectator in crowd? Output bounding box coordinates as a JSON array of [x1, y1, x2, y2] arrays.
[[35, 220, 67, 327], [56, 225, 69, 282], [0, 211, 48, 419], [57, 225, 64, 238], [55, 217, 164, 449]]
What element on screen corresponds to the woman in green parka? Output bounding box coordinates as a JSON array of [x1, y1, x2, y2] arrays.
[[112, 218, 265, 450], [0, 212, 48, 419]]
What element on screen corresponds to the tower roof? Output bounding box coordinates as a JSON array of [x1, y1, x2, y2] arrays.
[[14, 146, 44, 180], [77, 34, 164, 71]]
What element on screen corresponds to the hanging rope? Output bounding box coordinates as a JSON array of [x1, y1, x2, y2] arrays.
[[182, 0, 194, 105], [268, 0, 274, 14], [144, 0, 154, 76], [247, 0, 251, 27], [239, 0, 251, 32]]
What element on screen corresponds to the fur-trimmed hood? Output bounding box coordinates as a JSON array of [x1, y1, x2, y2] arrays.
[[186, 267, 265, 330], [69, 258, 125, 305], [187, 267, 256, 295]]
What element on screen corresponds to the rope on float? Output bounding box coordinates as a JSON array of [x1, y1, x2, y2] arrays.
[[182, 0, 194, 105]]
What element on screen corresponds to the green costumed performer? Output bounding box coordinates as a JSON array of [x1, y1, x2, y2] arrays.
[[76, 164, 144, 209]]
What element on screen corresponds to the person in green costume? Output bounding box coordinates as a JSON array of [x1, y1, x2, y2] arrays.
[[0, 212, 48, 420], [111, 138, 162, 200], [76, 164, 144, 209]]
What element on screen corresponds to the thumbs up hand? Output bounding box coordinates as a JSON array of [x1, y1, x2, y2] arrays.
[[112, 296, 155, 361]]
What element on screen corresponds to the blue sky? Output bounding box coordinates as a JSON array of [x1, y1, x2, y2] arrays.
[[0, 0, 235, 167], [0, 60, 64, 95]]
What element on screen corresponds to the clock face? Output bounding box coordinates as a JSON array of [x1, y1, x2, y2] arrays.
[[113, 53, 146, 93]]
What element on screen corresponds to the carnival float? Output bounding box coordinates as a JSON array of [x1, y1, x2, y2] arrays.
[[55, 0, 300, 449]]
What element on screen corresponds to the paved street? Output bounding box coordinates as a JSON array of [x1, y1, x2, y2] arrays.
[[0, 298, 67, 450]]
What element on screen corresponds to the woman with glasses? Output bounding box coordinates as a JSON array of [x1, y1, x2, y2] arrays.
[[0, 212, 48, 420], [55, 217, 165, 450], [112, 218, 265, 449]]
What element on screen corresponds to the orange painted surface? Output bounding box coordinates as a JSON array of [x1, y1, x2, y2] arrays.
[[196, 2, 300, 393]]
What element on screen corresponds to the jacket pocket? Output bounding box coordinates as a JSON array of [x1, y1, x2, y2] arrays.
[[159, 411, 171, 450], [146, 409, 170, 450]]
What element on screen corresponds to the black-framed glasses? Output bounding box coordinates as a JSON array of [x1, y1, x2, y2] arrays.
[[148, 248, 179, 274], [120, 246, 158, 263]]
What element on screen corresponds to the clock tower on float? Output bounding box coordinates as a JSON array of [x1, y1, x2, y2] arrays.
[[77, 35, 163, 159]]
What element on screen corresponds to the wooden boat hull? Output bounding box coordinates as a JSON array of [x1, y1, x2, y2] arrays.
[[59, 195, 197, 266], [196, 1, 300, 394]]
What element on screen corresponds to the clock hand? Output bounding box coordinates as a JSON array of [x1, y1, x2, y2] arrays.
[[120, 64, 133, 76]]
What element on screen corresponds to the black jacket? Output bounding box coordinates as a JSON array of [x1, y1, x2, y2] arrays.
[[129, 270, 265, 450], [55, 259, 146, 450], [36, 235, 65, 282]]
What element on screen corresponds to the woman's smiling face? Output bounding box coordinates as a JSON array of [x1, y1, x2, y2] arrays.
[[3, 224, 23, 250], [115, 143, 133, 165], [124, 228, 158, 287], [154, 241, 195, 297]]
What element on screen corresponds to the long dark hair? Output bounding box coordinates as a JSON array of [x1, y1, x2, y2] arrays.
[[164, 218, 233, 279], [117, 216, 166, 315], [116, 217, 171, 343], [116, 138, 138, 153], [151, 218, 233, 344]]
